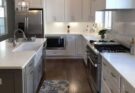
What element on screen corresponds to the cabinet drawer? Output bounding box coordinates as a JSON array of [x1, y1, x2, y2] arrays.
[[121, 78, 135, 93], [46, 50, 66, 56]]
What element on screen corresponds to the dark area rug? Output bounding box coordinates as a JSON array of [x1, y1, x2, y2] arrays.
[[39, 80, 69, 93]]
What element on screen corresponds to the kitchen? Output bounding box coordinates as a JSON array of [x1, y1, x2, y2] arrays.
[[0, 0, 135, 93]]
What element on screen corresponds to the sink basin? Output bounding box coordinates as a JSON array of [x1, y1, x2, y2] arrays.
[[12, 42, 41, 52]]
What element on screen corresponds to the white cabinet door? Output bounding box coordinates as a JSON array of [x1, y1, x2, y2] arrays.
[[90, 0, 96, 21], [46, 0, 65, 22], [75, 36, 84, 57], [66, 35, 76, 56], [65, 0, 82, 22], [82, 0, 91, 21]]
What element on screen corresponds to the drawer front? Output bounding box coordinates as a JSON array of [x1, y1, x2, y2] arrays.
[[121, 78, 135, 93], [46, 50, 66, 56]]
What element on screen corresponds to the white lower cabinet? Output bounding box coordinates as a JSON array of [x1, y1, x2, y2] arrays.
[[65, 35, 76, 56], [102, 58, 120, 93], [102, 58, 135, 93], [25, 58, 34, 93], [46, 35, 86, 58]]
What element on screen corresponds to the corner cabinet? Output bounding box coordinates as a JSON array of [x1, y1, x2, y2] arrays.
[[45, 0, 65, 22], [15, 0, 43, 8], [95, 0, 135, 11]]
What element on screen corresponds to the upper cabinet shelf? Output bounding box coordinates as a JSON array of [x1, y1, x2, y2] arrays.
[[95, 0, 135, 11]]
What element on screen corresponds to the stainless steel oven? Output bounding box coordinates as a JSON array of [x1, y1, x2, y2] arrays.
[[87, 46, 101, 93]]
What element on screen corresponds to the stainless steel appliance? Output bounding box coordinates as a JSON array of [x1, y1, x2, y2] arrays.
[[46, 36, 66, 50], [15, 8, 44, 38], [87, 40, 130, 93]]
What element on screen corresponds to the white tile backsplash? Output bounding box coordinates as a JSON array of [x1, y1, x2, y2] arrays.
[[45, 22, 101, 35], [107, 10, 135, 47]]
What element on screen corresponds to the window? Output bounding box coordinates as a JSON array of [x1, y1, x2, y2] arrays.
[[0, 0, 7, 36], [104, 11, 112, 29], [95, 11, 112, 29]]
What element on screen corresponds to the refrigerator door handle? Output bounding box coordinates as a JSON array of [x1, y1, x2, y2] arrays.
[[24, 16, 29, 32]]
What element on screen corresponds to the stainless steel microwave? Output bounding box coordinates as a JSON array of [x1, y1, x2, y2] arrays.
[[46, 36, 66, 50]]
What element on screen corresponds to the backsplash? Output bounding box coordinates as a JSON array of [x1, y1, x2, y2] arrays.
[[107, 10, 135, 47], [45, 22, 101, 35]]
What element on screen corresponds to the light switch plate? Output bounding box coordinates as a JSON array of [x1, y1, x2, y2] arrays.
[[0, 78, 2, 85]]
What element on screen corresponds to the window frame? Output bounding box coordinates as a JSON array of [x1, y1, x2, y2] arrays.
[[0, 0, 8, 37]]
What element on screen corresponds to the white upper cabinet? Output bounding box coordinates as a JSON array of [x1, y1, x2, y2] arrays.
[[82, 0, 91, 21], [15, 0, 43, 8], [28, 0, 43, 8], [65, 0, 82, 22], [95, 0, 135, 11], [45, 0, 96, 22], [45, 0, 65, 22]]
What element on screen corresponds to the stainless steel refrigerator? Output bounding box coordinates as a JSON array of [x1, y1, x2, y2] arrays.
[[15, 8, 44, 38]]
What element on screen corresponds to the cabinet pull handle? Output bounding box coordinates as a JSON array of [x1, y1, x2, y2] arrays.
[[111, 72, 116, 78]]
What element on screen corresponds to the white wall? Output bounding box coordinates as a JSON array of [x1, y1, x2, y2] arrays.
[[107, 10, 135, 47]]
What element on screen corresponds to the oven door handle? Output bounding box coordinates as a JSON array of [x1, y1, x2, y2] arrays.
[[88, 56, 98, 68]]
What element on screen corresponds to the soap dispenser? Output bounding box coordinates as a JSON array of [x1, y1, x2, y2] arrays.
[[130, 38, 135, 55]]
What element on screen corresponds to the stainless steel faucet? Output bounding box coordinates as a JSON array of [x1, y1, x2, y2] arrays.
[[13, 29, 27, 46]]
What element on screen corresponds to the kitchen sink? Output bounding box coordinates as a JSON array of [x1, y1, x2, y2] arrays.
[[12, 42, 41, 52]]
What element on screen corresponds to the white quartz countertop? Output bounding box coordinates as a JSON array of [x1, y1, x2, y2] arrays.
[[101, 53, 135, 89], [0, 38, 46, 69]]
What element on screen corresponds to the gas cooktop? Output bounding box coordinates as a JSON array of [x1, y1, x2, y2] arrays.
[[89, 40, 130, 53]]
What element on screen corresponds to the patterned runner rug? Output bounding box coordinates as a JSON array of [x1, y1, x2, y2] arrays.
[[39, 80, 69, 93]]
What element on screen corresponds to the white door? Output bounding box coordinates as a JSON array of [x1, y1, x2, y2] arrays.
[[65, 0, 82, 22]]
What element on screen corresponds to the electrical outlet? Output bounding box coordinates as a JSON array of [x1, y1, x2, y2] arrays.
[[0, 78, 2, 85]]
